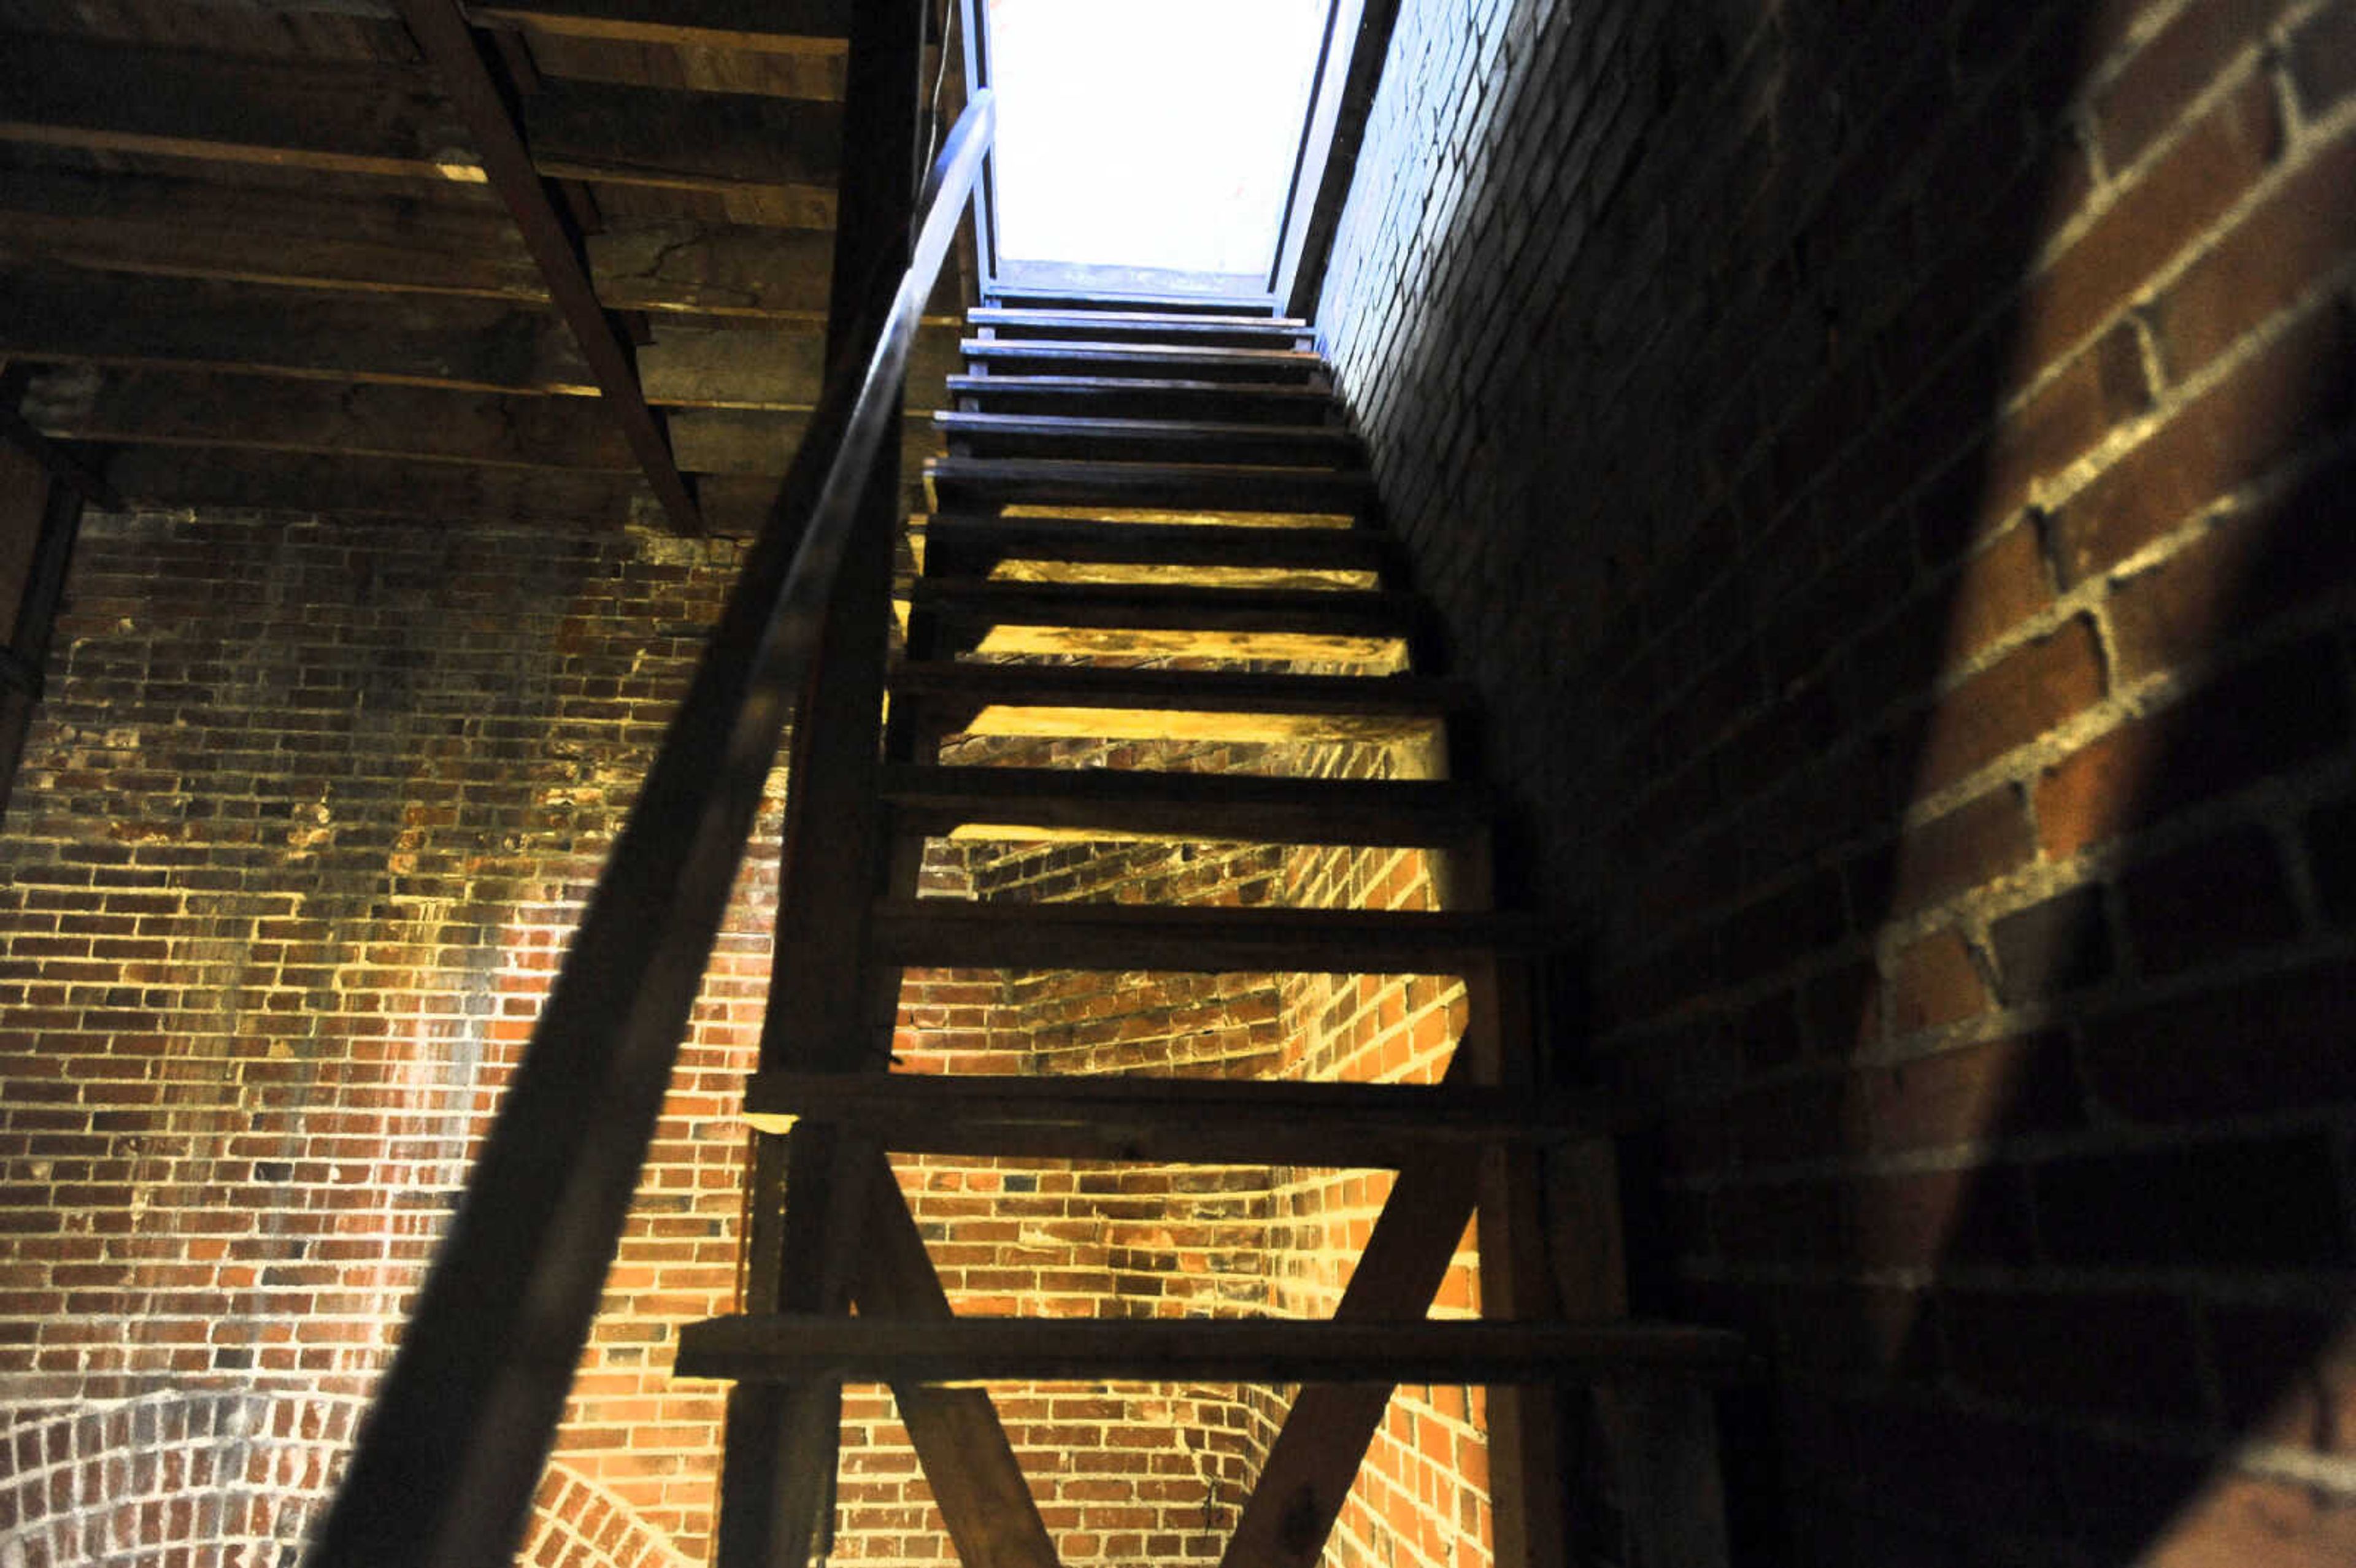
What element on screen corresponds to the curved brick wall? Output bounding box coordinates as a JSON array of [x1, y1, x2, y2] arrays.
[[0, 509, 1493, 1566]]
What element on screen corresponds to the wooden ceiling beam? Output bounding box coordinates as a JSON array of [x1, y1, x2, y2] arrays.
[[395, 0, 702, 532], [0, 35, 838, 212], [468, 0, 851, 54], [21, 367, 637, 472], [0, 170, 922, 317], [103, 445, 646, 528], [0, 268, 595, 396]]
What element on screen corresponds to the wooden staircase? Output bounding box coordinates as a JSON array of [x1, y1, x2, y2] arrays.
[[683, 299, 1742, 1567]]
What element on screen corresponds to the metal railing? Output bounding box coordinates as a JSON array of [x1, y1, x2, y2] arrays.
[[304, 83, 996, 1568]]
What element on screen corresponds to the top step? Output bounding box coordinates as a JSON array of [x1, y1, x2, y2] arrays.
[[985, 290, 1282, 317], [970, 308, 1312, 347]]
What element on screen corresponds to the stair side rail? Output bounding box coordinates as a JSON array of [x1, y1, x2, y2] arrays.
[[302, 86, 997, 1568]]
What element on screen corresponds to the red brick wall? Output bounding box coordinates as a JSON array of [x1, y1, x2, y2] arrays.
[[0, 510, 772, 1566], [1316, 0, 2356, 1561]]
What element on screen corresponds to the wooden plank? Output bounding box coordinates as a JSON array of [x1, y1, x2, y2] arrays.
[[469, 0, 854, 51], [639, 321, 963, 410], [969, 308, 1309, 336], [720, 4, 930, 1563], [0, 166, 545, 302], [959, 340, 1325, 383], [855, 1155, 1063, 1568], [742, 1070, 1607, 1162], [925, 456, 1375, 515], [0, 168, 883, 317], [23, 367, 636, 472], [891, 661, 1471, 747], [868, 899, 1537, 975], [0, 267, 595, 394], [911, 580, 1411, 661], [920, 517, 1392, 575], [879, 764, 1490, 847], [396, 0, 701, 532], [0, 36, 839, 207], [937, 412, 1362, 466], [104, 446, 645, 526], [677, 1315, 1749, 1385], [944, 375, 1337, 424], [668, 409, 937, 476], [519, 77, 839, 202]]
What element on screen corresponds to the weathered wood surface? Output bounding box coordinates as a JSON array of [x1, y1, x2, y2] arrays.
[[919, 516, 1392, 577], [0, 167, 542, 302], [0, 268, 595, 394], [742, 1070, 1606, 1163], [677, 1315, 1750, 1385], [104, 446, 646, 526], [891, 660, 1471, 745], [0, 169, 893, 315], [667, 409, 936, 476], [22, 367, 636, 470], [925, 456, 1376, 514], [395, 0, 701, 532], [880, 763, 1491, 847], [0, 36, 840, 207], [471, 0, 853, 50], [640, 321, 961, 410]]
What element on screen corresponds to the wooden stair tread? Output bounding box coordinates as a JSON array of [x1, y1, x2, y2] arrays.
[[984, 290, 1284, 316], [676, 1315, 1752, 1385], [920, 515, 1395, 574], [869, 898, 1535, 973], [969, 307, 1311, 336], [741, 1070, 1604, 1160], [945, 374, 1334, 401], [926, 456, 1375, 513], [882, 764, 1490, 845], [961, 340, 1323, 369], [912, 579, 1415, 631], [936, 412, 1358, 447], [893, 660, 1467, 712]]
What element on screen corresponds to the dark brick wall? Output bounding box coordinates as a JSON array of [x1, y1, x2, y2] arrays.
[[1317, 0, 2356, 1560]]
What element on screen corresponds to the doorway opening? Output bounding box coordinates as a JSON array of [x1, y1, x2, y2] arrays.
[[958, 0, 1364, 307]]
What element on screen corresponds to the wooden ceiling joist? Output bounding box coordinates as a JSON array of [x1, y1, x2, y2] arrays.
[[104, 445, 647, 527], [0, 34, 840, 214], [395, 0, 703, 532], [23, 368, 637, 472], [0, 268, 596, 395], [467, 0, 852, 53]]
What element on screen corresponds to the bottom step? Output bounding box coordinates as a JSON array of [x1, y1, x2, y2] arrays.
[[676, 1315, 1750, 1385]]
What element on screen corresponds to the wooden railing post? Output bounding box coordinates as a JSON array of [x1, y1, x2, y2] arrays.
[[720, 1, 926, 1562]]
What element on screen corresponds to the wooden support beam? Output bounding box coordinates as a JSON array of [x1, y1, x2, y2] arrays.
[[0, 268, 594, 396], [742, 1070, 1611, 1163], [0, 365, 122, 513], [468, 0, 852, 51], [103, 447, 645, 528], [853, 1156, 1063, 1568], [722, 1, 925, 1559], [0, 434, 88, 821], [0, 36, 837, 209], [1221, 1137, 1484, 1568], [395, 0, 703, 531], [678, 1315, 1749, 1386], [23, 368, 637, 473], [638, 321, 963, 411]]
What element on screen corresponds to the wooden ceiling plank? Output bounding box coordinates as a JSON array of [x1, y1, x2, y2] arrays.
[[22, 366, 637, 472], [103, 445, 646, 526], [0, 166, 544, 302], [467, 0, 853, 53], [0, 34, 839, 203], [395, 0, 701, 532], [0, 267, 595, 395]]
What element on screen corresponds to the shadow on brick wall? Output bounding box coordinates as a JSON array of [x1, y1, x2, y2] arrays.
[[1315, 0, 2356, 1561]]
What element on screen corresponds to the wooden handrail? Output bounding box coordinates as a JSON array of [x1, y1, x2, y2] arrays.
[[302, 84, 996, 1568]]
